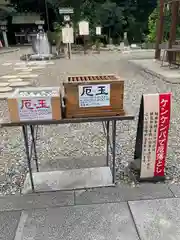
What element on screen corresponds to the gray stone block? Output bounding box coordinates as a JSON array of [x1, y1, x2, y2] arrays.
[[75, 184, 173, 205], [0, 191, 74, 211], [16, 203, 139, 240], [22, 167, 113, 194], [39, 155, 107, 171], [129, 198, 180, 240], [0, 210, 21, 240]]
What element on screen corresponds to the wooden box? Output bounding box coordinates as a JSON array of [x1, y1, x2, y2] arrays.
[[63, 74, 125, 118], [7, 87, 62, 122]]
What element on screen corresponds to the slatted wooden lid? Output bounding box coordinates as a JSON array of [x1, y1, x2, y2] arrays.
[[68, 74, 120, 83]]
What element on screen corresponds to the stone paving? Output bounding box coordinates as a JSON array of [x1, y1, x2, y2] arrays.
[[0, 59, 55, 98], [0, 183, 180, 240]]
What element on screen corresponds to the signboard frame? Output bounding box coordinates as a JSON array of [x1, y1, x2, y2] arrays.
[[62, 27, 74, 44], [79, 20, 89, 36], [134, 93, 171, 182], [96, 26, 102, 36], [59, 8, 74, 14]]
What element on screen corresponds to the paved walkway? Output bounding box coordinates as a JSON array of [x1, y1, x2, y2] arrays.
[[129, 58, 180, 84], [1, 183, 180, 240]]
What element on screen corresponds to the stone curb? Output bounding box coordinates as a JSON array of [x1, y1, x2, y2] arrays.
[[129, 59, 180, 84]]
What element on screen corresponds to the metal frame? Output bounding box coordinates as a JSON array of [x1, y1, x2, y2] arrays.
[[1, 115, 134, 193]]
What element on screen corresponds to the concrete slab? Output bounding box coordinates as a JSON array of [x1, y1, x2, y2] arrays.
[[26, 61, 47, 66], [2, 63, 12, 66], [26, 61, 54, 66], [15, 62, 26, 66], [18, 74, 38, 78], [14, 67, 28, 71], [0, 191, 74, 211], [0, 82, 9, 87], [39, 155, 107, 171], [0, 87, 13, 93], [0, 75, 19, 79], [0, 93, 10, 99], [75, 184, 173, 205], [0, 48, 19, 55], [15, 203, 139, 240], [129, 59, 180, 83], [17, 71, 33, 75], [168, 184, 180, 197], [8, 78, 23, 82], [0, 210, 21, 240], [22, 167, 113, 194], [14, 68, 32, 71], [31, 66, 45, 70], [9, 81, 31, 87], [129, 198, 180, 240]]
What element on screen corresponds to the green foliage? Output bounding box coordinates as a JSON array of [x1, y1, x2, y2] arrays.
[[97, 1, 125, 39], [147, 7, 158, 42], [9, 0, 157, 43], [148, 2, 180, 43], [53, 22, 62, 32]]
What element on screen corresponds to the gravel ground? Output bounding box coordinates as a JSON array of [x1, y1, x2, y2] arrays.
[[0, 50, 179, 195]]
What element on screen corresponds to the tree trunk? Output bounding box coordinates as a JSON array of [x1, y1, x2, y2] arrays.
[[155, 0, 164, 60], [168, 1, 179, 49]]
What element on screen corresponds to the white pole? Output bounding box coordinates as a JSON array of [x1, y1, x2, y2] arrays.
[[2, 31, 8, 47]]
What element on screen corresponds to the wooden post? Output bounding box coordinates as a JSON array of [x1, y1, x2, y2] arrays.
[[168, 1, 179, 49], [83, 35, 86, 54], [155, 0, 164, 59]]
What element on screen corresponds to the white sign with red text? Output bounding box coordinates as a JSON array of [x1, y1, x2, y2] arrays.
[[140, 93, 171, 179], [18, 97, 52, 121]]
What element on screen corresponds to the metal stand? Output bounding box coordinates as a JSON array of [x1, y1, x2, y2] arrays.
[[102, 120, 117, 183], [6, 115, 134, 193], [22, 126, 35, 192], [23, 121, 117, 192], [112, 120, 117, 183], [30, 125, 39, 172], [22, 125, 39, 192], [106, 121, 110, 166]]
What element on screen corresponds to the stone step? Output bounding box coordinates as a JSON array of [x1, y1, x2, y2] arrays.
[[22, 166, 113, 194], [37, 155, 107, 172]]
